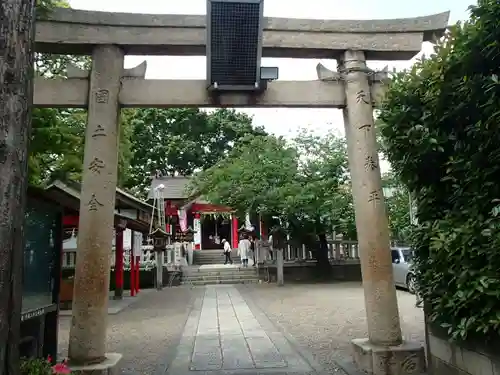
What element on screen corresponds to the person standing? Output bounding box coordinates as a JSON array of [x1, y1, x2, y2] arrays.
[[222, 239, 233, 265], [250, 236, 257, 266], [238, 233, 251, 267], [268, 234, 274, 261]]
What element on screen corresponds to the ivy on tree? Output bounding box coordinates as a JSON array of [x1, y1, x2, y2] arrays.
[[379, 0, 500, 342]]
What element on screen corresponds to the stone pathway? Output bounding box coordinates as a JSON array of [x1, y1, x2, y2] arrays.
[[165, 285, 320, 375]]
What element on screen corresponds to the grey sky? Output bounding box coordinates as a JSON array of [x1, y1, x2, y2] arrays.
[[68, 0, 474, 140]]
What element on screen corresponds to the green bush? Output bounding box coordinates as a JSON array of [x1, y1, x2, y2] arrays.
[[379, 0, 500, 341]]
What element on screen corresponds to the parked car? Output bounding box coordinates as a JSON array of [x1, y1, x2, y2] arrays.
[[391, 247, 416, 293]]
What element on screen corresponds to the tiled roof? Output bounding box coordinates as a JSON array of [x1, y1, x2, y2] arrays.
[[148, 176, 191, 200]]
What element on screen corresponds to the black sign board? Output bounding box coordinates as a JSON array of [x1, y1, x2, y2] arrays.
[[206, 0, 264, 91]]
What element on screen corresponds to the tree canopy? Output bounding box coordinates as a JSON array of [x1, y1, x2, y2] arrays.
[[190, 130, 356, 243], [124, 108, 267, 195], [379, 0, 500, 341]]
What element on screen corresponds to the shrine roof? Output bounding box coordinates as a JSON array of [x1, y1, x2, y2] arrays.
[[45, 181, 150, 232], [46, 180, 153, 214], [148, 176, 191, 200]]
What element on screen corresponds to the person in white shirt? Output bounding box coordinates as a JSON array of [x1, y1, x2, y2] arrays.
[[222, 239, 233, 265], [238, 233, 251, 267], [267, 234, 274, 260]]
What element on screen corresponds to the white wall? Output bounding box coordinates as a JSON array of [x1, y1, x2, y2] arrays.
[[63, 228, 134, 250]]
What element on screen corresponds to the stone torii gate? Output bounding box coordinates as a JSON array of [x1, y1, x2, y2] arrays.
[[33, 7, 449, 375]]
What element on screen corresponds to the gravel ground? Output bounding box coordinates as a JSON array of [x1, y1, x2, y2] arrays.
[[57, 283, 424, 375], [238, 282, 425, 374], [57, 287, 202, 375]]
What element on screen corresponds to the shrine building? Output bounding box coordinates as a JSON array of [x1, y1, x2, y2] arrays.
[[148, 176, 243, 250]]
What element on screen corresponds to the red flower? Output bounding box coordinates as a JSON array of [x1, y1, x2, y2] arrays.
[[47, 355, 52, 363], [52, 362, 71, 374]]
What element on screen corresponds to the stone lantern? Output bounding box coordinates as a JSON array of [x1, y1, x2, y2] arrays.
[[150, 227, 170, 290], [175, 230, 185, 243], [183, 226, 196, 243]]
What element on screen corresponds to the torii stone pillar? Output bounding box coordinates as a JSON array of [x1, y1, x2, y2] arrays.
[[68, 45, 124, 372], [340, 50, 425, 375]]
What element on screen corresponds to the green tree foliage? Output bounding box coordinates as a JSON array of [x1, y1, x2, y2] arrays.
[[288, 130, 355, 240], [191, 134, 298, 215], [379, 0, 500, 341], [190, 130, 355, 273], [126, 108, 267, 194], [382, 173, 412, 245], [29, 0, 91, 186], [30, 0, 134, 187]]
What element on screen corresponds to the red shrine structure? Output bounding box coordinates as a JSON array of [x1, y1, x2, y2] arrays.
[[148, 176, 255, 250], [46, 180, 151, 301]]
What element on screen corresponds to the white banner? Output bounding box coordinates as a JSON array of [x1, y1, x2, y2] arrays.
[[178, 209, 188, 232], [133, 231, 143, 257], [193, 218, 201, 247], [245, 212, 254, 231]]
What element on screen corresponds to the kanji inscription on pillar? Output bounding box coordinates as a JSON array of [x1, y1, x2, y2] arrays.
[[88, 157, 105, 174], [95, 89, 110, 104], [87, 193, 103, 211], [355, 89, 370, 104], [358, 124, 372, 133], [364, 154, 378, 171], [92, 125, 107, 138], [368, 190, 381, 205]]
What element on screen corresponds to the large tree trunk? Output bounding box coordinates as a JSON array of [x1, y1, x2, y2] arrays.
[[0, 1, 36, 375]]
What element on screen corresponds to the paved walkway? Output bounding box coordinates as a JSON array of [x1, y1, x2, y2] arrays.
[[166, 285, 319, 375]]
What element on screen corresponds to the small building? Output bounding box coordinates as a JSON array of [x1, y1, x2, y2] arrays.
[[45, 180, 152, 302], [148, 176, 242, 250], [20, 186, 66, 360]]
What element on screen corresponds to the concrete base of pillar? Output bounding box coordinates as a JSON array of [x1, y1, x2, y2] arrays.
[[69, 353, 122, 375], [352, 338, 426, 375]]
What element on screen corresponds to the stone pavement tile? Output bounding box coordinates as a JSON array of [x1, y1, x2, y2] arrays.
[[241, 327, 267, 338], [167, 285, 320, 375], [219, 322, 242, 336], [246, 336, 287, 369], [220, 335, 254, 370], [190, 337, 222, 371], [238, 286, 324, 374]]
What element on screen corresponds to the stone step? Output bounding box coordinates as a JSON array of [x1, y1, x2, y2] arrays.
[[182, 274, 258, 282], [181, 278, 259, 286], [193, 260, 242, 265], [183, 268, 256, 274], [193, 253, 239, 259]]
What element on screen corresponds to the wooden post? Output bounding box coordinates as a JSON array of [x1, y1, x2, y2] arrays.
[[114, 229, 124, 300], [130, 250, 135, 297], [0, 1, 36, 374], [231, 214, 238, 249], [155, 251, 163, 290], [135, 256, 140, 293], [276, 249, 284, 286]]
